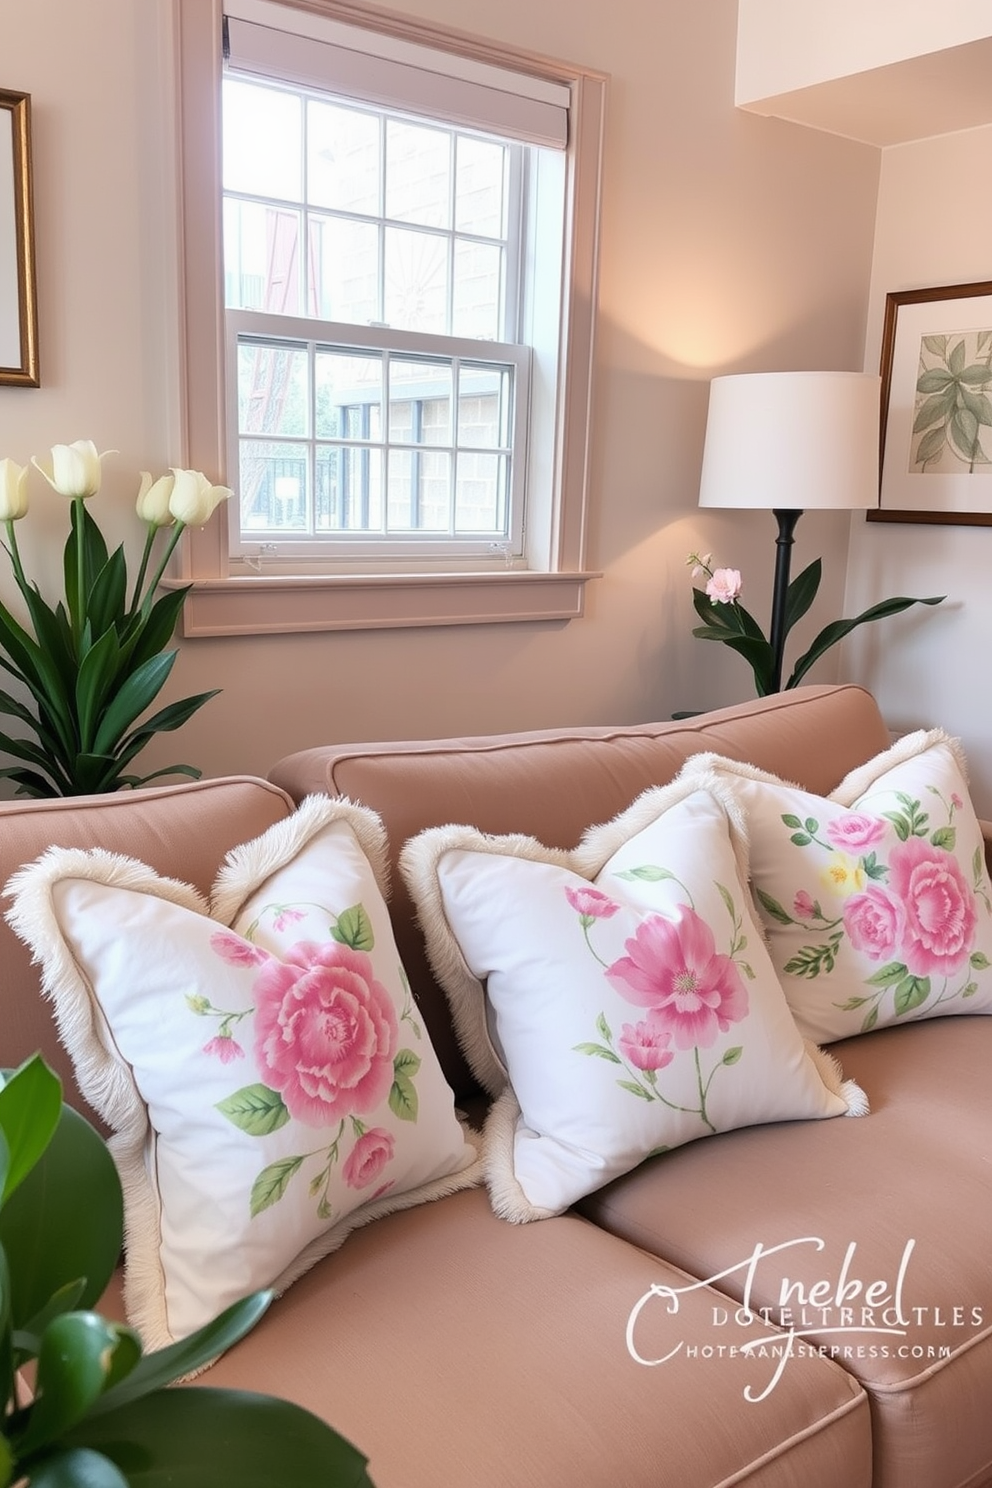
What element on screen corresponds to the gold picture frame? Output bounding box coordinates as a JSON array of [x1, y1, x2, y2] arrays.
[[0, 89, 39, 387]]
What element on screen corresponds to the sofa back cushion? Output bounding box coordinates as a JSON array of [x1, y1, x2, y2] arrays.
[[0, 775, 294, 1126], [269, 684, 892, 1098]]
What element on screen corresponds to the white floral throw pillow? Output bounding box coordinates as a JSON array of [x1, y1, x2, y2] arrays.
[[400, 779, 865, 1223], [5, 796, 480, 1348], [682, 731, 992, 1043]]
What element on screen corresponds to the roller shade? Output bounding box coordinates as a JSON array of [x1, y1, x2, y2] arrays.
[[224, 3, 570, 148]]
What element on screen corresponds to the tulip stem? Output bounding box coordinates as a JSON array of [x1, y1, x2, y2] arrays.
[[128, 525, 160, 619], [139, 522, 187, 617], [73, 497, 85, 650], [4, 518, 27, 595]]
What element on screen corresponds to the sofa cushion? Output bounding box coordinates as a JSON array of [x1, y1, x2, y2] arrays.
[[269, 683, 894, 1099], [684, 732, 992, 1044], [5, 795, 480, 1349], [402, 777, 865, 1221], [578, 1015, 992, 1488], [200, 1185, 871, 1488]]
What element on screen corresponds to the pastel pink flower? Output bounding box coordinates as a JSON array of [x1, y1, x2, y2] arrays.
[[793, 890, 816, 920], [889, 838, 977, 977], [606, 909, 749, 1050], [273, 908, 306, 932], [843, 887, 905, 962], [202, 1034, 245, 1063], [210, 930, 270, 967], [565, 885, 619, 920], [618, 1018, 675, 1072], [705, 568, 742, 604], [253, 941, 398, 1126], [826, 813, 886, 852], [342, 1128, 396, 1190]]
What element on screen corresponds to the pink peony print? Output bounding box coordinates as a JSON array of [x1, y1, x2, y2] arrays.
[[210, 930, 270, 968], [889, 837, 977, 977], [843, 886, 905, 962], [617, 1018, 675, 1072], [342, 1128, 396, 1190], [253, 940, 398, 1126], [565, 885, 619, 920], [606, 909, 748, 1050], [826, 813, 886, 852], [793, 890, 816, 920], [203, 1034, 245, 1063]]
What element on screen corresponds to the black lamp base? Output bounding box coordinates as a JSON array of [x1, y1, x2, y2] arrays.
[[768, 509, 803, 692]]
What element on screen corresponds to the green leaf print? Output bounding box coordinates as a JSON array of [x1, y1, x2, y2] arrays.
[[573, 1042, 622, 1063], [930, 826, 956, 851], [971, 952, 991, 970], [332, 903, 375, 952], [389, 1076, 419, 1123], [865, 961, 908, 988], [617, 1080, 654, 1102], [893, 975, 931, 1017], [216, 1084, 290, 1137], [616, 866, 676, 883], [250, 1156, 304, 1217], [756, 887, 793, 926], [721, 1046, 743, 1066]]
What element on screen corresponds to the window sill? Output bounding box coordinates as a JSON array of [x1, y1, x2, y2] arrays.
[[166, 569, 600, 637]]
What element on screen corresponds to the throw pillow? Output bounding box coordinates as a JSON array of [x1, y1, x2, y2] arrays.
[[5, 795, 480, 1348], [681, 731, 992, 1044], [400, 779, 865, 1223]]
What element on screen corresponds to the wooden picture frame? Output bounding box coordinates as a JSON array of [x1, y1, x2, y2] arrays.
[[870, 280, 992, 526], [0, 89, 39, 388]]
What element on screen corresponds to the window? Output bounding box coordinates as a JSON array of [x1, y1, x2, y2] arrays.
[[175, 0, 605, 633]]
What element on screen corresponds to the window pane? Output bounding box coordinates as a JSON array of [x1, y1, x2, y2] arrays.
[[452, 241, 503, 340], [384, 228, 448, 332], [316, 350, 382, 440], [308, 215, 380, 323], [224, 200, 303, 314], [239, 441, 309, 531], [456, 451, 507, 533], [238, 343, 309, 437], [316, 445, 383, 530], [307, 100, 380, 215], [455, 136, 506, 237], [458, 365, 511, 448], [388, 360, 451, 444], [223, 80, 302, 201], [386, 449, 450, 530], [385, 121, 451, 229]]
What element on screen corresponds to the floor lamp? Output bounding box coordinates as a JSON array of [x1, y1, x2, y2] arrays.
[[697, 371, 881, 692]]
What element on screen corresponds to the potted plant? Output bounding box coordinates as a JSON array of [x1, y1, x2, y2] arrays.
[[0, 1053, 374, 1486]]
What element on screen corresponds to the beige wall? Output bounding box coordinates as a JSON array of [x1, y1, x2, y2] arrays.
[[843, 122, 992, 814], [0, 0, 879, 787]]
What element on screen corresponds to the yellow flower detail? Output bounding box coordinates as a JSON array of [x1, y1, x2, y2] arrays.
[[821, 853, 865, 899]]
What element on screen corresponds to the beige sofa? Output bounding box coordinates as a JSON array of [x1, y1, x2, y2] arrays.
[[3, 682, 991, 1488]]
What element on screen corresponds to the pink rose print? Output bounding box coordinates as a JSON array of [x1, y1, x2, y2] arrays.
[[253, 940, 398, 1126], [342, 1128, 396, 1190], [888, 837, 977, 977], [606, 908, 749, 1050], [565, 886, 619, 920], [793, 890, 816, 920], [210, 930, 270, 968], [843, 886, 906, 962], [826, 813, 886, 853], [617, 1018, 675, 1072], [203, 1034, 245, 1064]]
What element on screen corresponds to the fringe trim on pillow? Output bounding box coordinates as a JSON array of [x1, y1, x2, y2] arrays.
[[804, 1040, 870, 1118], [211, 792, 391, 924], [481, 1088, 559, 1225], [400, 825, 572, 1099], [832, 728, 966, 806]]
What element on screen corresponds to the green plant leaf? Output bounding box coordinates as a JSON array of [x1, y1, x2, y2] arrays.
[[786, 595, 945, 690], [0, 1230, 13, 1421], [122, 585, 190, 671], [250, 1158, 304, 1217], [84, 547, 128, 641], [0, 1054, 62, 1205], [75, 627, 123, 754], [783, 558, 821, 635], [14, 1277, 88, 1357], [215, 1085, 290, 1137], [87, 650, 177, 758], [61, 1385, 373, 1487], [12, 1312, 133, 1456], [20, 1445, 130, 1487], [0, 1102, 123, 1330], [332, 904, 374, 952]]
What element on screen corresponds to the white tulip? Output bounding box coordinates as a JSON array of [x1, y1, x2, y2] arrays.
[[135, 471, 176, 528], [0, 459, 29, 521], [32, 440, 114, 499], [168, 468, 233, 526]]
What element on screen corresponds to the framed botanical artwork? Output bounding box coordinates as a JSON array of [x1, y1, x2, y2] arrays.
[[0, 88, 39, 387], [870, 280, 992, 526]]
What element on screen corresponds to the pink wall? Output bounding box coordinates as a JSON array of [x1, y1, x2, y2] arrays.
[[0, 0, 879, 785]]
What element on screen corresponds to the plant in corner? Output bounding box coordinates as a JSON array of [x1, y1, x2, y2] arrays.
[[0, 440, 231, 797], [0, 1052, 374, 1487], [686, 552, 944, 697]]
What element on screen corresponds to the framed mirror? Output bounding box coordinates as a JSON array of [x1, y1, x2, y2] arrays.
[[0, 89, 39, 387]]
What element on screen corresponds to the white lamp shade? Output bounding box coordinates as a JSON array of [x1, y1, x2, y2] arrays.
[[698, 370, 881, 511]]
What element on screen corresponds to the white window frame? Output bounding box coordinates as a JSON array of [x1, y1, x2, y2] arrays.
[[173, 0, 606, 636]]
